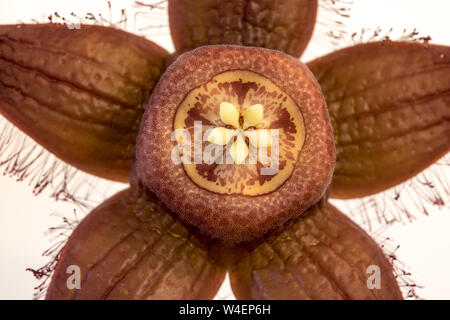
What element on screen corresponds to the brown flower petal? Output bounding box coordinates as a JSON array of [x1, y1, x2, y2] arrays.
[[46, 188, 225, 300], [0, 24, 168, 182], [308, 41, 450, 198], [227, 200, 402, 299], [169, 0, 317, 57]]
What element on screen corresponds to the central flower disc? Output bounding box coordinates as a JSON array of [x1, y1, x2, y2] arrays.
[[136, 45, 335, 241], [174, 70, 305, 196]]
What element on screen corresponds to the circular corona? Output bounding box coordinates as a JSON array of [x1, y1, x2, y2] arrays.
[[136, 45, 335, 241]]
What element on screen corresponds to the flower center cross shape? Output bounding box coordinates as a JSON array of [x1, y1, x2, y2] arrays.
[[207, 102, 273, 164]]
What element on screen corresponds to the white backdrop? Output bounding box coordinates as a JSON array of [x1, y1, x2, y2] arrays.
[[0, 0, 449, 299]]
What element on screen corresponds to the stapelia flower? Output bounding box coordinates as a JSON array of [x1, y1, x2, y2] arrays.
[[0, 0, 448, 300]]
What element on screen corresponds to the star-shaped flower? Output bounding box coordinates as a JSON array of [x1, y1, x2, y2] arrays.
[[0, 0, 448, 300]]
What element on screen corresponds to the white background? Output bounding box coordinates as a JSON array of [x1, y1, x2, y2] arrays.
[[0, 0, 449, 299]]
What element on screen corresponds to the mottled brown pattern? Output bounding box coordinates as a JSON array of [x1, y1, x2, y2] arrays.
[[46, 188, 225, 300], [226, 200, 402, 299], [136, 45, 335, 241], [308, 42, 450, 198], [169, 0, 318, 57], [177, 70, 303, 195], [0, 24, 168, 181]]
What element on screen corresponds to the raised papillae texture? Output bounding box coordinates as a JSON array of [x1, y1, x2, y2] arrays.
[[0, 24, 168, 182], [169, 0, 317, 57], [46, 188, 225, 300], [226, 200, 402, 299], [308, 41, 450, 198], [136, 45, 335, 242]]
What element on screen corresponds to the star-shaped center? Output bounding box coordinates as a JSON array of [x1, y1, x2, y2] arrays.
[[207, 102, 273, 164]]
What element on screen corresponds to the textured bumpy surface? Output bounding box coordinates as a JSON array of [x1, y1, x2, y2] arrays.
[[226, 200, 403, 299], [137, 45, 335, 242], [46, 188, 225, 300], [308, 42, 450, 198], [0, 24, 168, 181], [169, 0, 317, 57]]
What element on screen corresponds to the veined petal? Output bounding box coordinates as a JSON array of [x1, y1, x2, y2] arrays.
[[230, 135, 249, 164], [207, 127, 236, 145], [227, 200, 402, 300], [169, 0, 318, 58], [243, 104, 263, 129], [220, 101, 240, 128], [0, 24, 168, 182], [46, 188, 225, 300], [308, 41, 450, 198]]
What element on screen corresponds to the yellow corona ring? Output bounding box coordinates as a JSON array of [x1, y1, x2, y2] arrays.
[[174, 70, 306, 196]]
